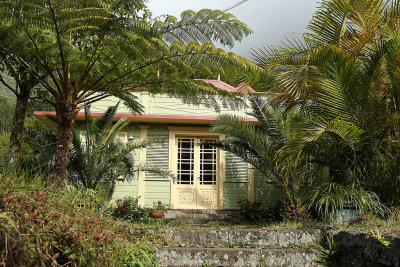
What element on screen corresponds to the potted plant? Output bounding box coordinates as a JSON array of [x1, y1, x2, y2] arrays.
[[307, 183, 387, 225], [150, 201, 167, 218]]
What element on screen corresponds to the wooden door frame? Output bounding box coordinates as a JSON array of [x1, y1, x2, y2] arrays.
[[168, 126, 226, 209]]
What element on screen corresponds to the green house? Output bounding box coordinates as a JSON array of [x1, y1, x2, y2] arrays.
[[35, 78, 282, 210]]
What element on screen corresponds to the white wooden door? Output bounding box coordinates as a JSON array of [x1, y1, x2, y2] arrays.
[[175, 137, 219, 209]]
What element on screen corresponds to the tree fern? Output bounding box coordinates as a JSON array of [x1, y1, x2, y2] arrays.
[[0, 0, 256, 181]]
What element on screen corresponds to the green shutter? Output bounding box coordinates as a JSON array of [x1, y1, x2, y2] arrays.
[[145, 128, 169, 180]]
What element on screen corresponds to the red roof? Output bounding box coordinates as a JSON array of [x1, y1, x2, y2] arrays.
[[195, 78, 256, 93], [235, 82, 257, 93]]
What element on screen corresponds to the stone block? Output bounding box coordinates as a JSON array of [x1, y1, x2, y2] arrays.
[[260, 248, 319, 267], [157, 248, 261, 267]]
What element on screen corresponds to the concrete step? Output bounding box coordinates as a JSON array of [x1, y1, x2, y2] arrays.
[[160, 229, 322, 248], [164, 209, 236, 221], [156, 247, 320, 267]]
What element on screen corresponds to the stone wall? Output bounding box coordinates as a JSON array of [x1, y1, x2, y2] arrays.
[[333, 231, 400, 267]]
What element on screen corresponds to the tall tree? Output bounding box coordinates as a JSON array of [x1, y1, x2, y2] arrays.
[[0, 60, 41, 166], [0, 0, 151, 166], [0, 0, 253, 182]]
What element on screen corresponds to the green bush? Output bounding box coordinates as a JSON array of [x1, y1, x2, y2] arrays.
[[238, 199, 263, 222], [112, 197, 150, 222]]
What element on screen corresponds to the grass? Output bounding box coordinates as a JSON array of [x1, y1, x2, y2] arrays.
[[132, 213, 400, 237], [340, 214, 400, 236], [0, 173, 173, 266]]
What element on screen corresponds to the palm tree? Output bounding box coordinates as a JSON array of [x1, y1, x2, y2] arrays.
[[68, 104, 169, 198], [251, 0, 400, 207], [0, 0, 255, 181], [203, 96, 319, 208]]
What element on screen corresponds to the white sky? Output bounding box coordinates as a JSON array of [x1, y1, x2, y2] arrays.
[[147, 0, 319, 58]]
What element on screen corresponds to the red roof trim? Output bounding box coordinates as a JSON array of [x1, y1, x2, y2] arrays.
[[33, 111, 259, 122]]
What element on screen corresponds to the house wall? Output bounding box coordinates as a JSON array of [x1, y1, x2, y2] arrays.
[[81, 93, 282, 209], [91, 92, 252, 119], [112, 127, 141, 201], [109, 126, 254, 210]]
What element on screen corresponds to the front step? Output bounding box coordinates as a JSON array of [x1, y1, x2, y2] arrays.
[[161, 229, 322, 248], [164, 209, 235, 221], [156, 247, 320, 267]]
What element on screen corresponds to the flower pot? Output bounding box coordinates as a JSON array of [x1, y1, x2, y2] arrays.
[[150, 211, 164, 218], [328, 208, 356, 225]]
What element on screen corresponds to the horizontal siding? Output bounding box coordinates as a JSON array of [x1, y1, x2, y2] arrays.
[[223, 182, 248, 209], [112, 180, 139, 200], [144, 180, 171, 208], [88, 94, 142, 114], [90, 93, 254, 118], [149, 95, 249, 117], [225, 153, 248, 182], [254, 169, 284, 209], [125, 128, 141, 172], [111, 128, 141, 201]]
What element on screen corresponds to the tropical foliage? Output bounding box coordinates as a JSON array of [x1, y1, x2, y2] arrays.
[[68, 104, 169, 197], [0, 0, 254, 180], [201, 0, 400, 219], [204, 96, 319, 204], [248, 0, 400, 209]]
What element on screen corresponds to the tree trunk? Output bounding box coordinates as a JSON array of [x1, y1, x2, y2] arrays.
[[8, 84, 32, 166], [52, 103, 78, 184]]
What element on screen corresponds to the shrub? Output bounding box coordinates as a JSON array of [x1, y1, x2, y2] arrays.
[[238, 199, 263, 222], [307, 183, 388, 221], [0, 174, 165, 266], [112, 197, 149, 221]]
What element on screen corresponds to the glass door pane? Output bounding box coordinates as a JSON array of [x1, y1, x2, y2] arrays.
[[177, 138, 195, 185], [199, 140, 217, 185]]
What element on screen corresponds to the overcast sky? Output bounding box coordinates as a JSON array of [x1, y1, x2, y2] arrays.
[[147, 0, 319, 59]]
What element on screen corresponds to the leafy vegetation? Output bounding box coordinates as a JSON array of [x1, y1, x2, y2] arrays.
[[111, 197, 150, 222], [0, 0, 255, 180], [204, 96, 320, 214], [206, 0, 400, 221], [0, 173, 169, 266], [252, 0, 400, 209], [68, 104, 169, 196], [315, 236, 340, 267], [308, 183, 388, 221], [237, 199, 264, 222], [367, 229, 391, 247]]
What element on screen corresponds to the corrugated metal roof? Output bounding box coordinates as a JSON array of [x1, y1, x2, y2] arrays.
[[195, 79, 257, 93]]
